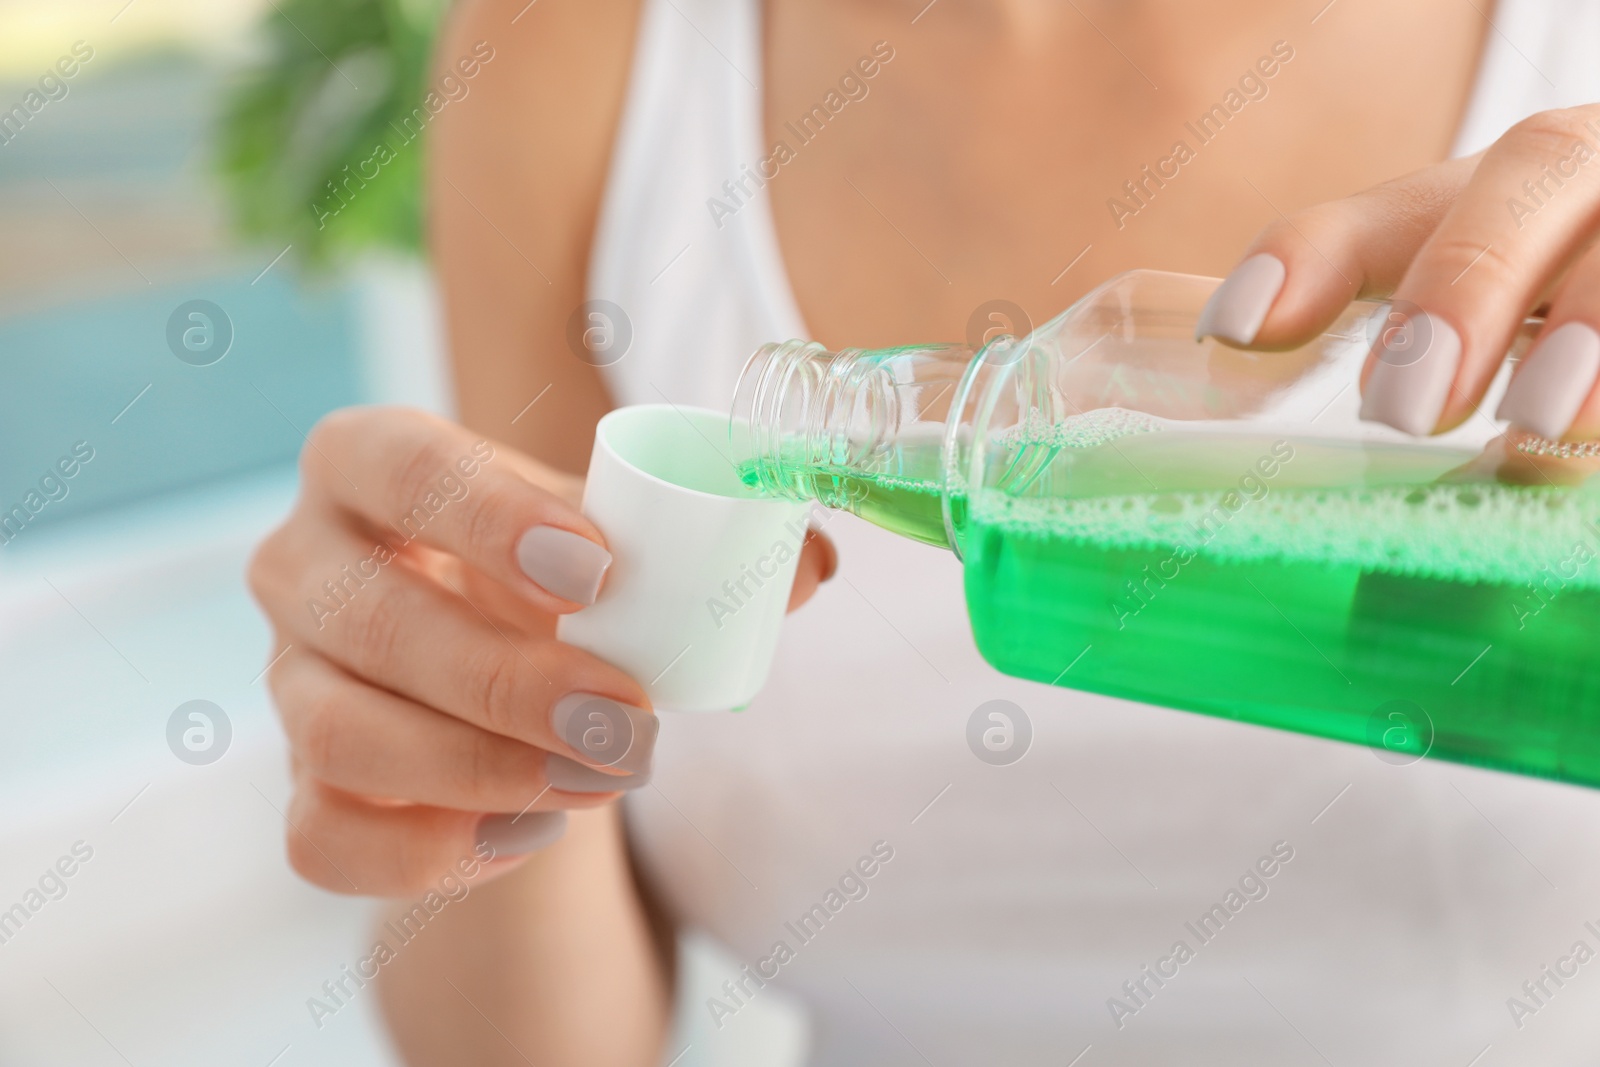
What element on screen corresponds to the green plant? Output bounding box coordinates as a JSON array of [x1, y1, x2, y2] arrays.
[[216, 0, 446, 264]]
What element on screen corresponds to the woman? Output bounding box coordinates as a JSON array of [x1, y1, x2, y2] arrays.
[[249, 0, 1600, 1062]]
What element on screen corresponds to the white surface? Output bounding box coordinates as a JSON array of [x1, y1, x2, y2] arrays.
[[0, 468, 404, 1067]]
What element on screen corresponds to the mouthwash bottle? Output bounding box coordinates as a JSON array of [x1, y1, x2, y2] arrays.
[[730, 269, 1600, 788]]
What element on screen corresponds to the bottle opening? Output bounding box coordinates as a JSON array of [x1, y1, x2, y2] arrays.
[[730, 339, 981, 549]]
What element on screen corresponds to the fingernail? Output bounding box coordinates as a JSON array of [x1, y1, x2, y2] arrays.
[[1359, 309, 1462, 435], [545, 753, 649, 793], [476, 811, 567, 857], [1496, 322, 1600, 440], [550, 693, 657, 775], [1195, 253, 1286, 344], [517, 526, 611, 605]]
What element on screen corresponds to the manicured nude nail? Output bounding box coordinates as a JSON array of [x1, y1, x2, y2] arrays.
[[549, 692, 657, 775], [1359, 310, 1462, 435], [1195, 253, 1287, 345], [545, 753, 648, 793], [516, 526, 611, 605], [1496, 322, 1600, 440], [476, 811, 566, 856]]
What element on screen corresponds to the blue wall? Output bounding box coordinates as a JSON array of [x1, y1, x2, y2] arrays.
[[0, 54, 366, 530], [0, 271, 361, 526]]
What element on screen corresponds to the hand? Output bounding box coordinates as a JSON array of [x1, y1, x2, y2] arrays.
[[1196, 105, 1600, 441], [249, 407, 834, 896]]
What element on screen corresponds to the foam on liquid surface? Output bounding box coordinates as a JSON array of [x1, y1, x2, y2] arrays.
[[975, 481, 1600, 589]]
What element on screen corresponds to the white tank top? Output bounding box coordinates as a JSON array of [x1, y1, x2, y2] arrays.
[[594, 4, 1600, 1063]]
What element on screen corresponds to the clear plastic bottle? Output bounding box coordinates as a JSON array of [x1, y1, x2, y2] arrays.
[[729, 269, 1600, 788]]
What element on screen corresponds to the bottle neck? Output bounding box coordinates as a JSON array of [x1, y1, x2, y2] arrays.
[[730, 338, 1019, 552]]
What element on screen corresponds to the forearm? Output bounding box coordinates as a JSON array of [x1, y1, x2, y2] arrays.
[[376, 805, 672, 1067]]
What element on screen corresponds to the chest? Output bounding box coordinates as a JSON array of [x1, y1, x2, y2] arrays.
[[763, 0, 1488, 349]]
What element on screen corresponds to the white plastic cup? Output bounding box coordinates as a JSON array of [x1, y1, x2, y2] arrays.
[[556, 404, 813, 712]]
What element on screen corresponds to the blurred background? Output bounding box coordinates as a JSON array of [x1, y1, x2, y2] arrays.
[[0, 1, 796, 1062]]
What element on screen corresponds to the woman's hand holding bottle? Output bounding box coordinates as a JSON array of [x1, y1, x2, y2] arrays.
[[1199, 105, 1600, 443]]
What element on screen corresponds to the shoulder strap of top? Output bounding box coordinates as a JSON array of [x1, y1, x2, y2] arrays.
[[1451, 0, 1600, 157], [587, 0, 806, 355]]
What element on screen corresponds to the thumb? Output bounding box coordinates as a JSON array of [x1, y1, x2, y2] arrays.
[[786, 531, 837, 612], [1196, 154, 1481, 350]]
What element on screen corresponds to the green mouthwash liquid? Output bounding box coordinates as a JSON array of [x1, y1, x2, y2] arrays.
[[746, 433, 1600, 787], [740, 446, 962, 547]]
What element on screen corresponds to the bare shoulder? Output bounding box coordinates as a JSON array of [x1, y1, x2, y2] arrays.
[[434, 0, 642, 189], [428, 0, 643, 469]]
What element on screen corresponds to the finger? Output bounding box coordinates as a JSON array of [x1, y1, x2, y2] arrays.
[[1497, 241, 1600, 441], [495, 445, 585, 509], [304, 406, 610, 609], [453, 554, 560, 637], [787, 531, 837, 611], [271, 649, 646, 812], [256, 517, 657, 774], [1195, 156, 1479, 348], [1360, 107, 1600, 434], [284, 778, 565, 896]]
